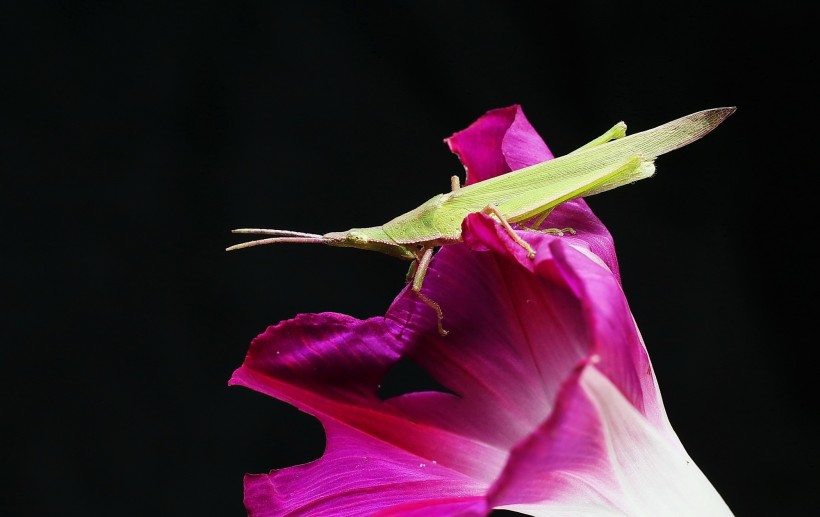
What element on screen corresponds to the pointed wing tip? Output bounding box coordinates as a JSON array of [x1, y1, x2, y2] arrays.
[[706, 106, 737, 124], [687, 106, 736, 135]]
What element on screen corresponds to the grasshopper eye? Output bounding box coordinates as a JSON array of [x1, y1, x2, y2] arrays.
[[347, 231, 368, 244]]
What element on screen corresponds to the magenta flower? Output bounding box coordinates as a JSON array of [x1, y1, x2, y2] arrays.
[[230, 106, 733, 516]]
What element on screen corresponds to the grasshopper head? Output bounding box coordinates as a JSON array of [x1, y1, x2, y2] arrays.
[[323, 227, 416, 260]]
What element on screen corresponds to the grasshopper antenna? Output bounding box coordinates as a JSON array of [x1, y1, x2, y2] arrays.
[[226, 229, 325, 251]]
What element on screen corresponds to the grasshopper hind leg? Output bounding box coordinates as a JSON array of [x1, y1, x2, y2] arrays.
[[524, 225, 577, 236], [521, 208, 575, 236], [481, 205, 536, 258]]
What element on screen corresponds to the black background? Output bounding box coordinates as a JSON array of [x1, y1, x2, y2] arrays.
[[3, 2, 818, 516]]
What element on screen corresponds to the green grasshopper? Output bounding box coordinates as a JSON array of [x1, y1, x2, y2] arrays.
[[228, 107, 735, 335]]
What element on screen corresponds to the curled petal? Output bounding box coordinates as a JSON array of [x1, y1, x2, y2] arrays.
[[446, 104, 619, 279], [445, 105, 553, 185], [488, 364, 732, 516], [460, 213, 666, 431]]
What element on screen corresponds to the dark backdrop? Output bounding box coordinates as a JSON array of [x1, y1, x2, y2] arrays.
[[3, 2, 818, 516]]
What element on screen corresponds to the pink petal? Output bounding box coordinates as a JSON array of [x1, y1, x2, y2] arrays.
[[243, 419, 487, 517], [487, 364, 732, 516], [231, 221, 668, 513], [536, 199, 622, 281], [372, 497, 487, 517], [446, 104, 620, 280], [459, 213, 665, 430], [229, 313, 506, 483], [444, 105, 553, 186]]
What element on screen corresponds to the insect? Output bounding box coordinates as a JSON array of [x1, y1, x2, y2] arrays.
[[228, 107, 735, 335]]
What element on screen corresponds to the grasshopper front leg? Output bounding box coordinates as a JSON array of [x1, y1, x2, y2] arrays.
[[403, 173, 461, 337], [407, 246, 448, 336], [450, 175, 461, 191]]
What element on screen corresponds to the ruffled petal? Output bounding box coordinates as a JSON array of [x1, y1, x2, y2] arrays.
[[229, 313, 507, 483], [444, 105, 553, 186], [242, 419, 487, 517], [445, 104, 619, 279]]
